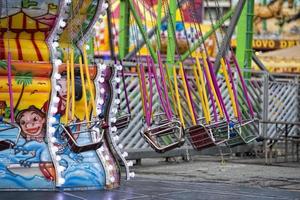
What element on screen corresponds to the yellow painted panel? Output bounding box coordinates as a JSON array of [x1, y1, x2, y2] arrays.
[[11, 13, 24, 30], [26, 16, 37, 30], [34, 31, 46, 41], [0, 92, 50, 112], [0, 77, 50, 93], [19, 40, 38, 61]]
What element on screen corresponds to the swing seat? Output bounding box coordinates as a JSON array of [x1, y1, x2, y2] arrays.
[[141, 114, 185, 153], [60, 119, 108, 153], [114, 114, 131, 131], [186, 120, 228, 151], [225, 119, 258, 148]]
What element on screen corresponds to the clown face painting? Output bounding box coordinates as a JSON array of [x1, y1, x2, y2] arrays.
[[15, 106, 46, 143]]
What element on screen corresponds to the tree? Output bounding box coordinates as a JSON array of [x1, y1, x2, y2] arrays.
[[14, 72, 33, 113]]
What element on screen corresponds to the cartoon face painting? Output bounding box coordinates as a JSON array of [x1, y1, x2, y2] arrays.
[[16, 106, 46, 142], [57, 77, 68, 101]]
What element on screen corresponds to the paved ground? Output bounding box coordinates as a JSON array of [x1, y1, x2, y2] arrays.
[[0, 156, 299, 200], [133, 156, 300, 192], [0, 177, 299, 200]]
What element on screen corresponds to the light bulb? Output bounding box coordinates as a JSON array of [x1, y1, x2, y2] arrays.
[[122, 152, 128, 158], [113, 135, 119, 141], [56, 155, 62, 161], [50, 137, 57, 143], [52, 146, 59, 152], [100, 64, 106, 70], [49, 127, 56, 134], [110, 177, 115, 183], [102, 3, 108, 10], [53, 96, 60, 103], [54, 59, 62, 66], [52, 42, 59, 48], [114, 99, 120, 104], [115, 77, 121, 83], [108, 165, 113, 170], [99, 98, 104, 105], [58, 178, 65, 185], [59, 19, 66, 28], [50, 107, 58, 114], [54, 73, 61, 80], [55, 85, 61, 91], [111, 117, 116, 123], [127, 161, 133, 166], [111, 126, 117, 132], [129, 172, 135, 178], [118, 144, 123, 149], [99, 77, 105, 83]]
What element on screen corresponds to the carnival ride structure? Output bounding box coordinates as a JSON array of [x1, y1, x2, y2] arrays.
[[0, 0, 263, 191]]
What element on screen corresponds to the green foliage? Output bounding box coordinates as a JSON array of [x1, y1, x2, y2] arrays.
[[15, 72, 33, 87], [0, 60, 16, 71]]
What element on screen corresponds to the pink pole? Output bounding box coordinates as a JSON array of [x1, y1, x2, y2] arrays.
[[7, 52, 14, 123]]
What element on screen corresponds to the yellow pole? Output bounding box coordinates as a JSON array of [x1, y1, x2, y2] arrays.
[[83, 44, 96, 117], [220, 58, 238, 118], [137, 65, 147, 117], [173, 65, 185, 128], [194, 52, 211, 123], [179, 62, 197, 126], [192, 63, 209, 124], [201, 51, 224, 119], [70, 48, 75, 120], [164, 64, 178, 115], [65, 60, 70, 123], [79, 57, 89, 121]]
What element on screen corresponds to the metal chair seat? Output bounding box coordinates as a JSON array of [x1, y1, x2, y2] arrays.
[[226, 119, 258, 148], [60, 119, 108, 153], [141, 118, 185, 153], [114, 114, 131, 130], [186, 120, 229, 151]]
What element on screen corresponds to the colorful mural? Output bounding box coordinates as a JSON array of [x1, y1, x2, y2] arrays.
[[0, 0, 122, 191]]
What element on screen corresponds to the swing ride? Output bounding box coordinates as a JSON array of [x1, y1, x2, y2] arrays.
[[0, 0, 263, 191]]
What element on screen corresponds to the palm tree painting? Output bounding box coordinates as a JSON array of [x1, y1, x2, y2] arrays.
[[14, 72, 33, 113]]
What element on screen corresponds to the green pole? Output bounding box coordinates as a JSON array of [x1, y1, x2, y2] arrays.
[[166, 0, 177, 66], [156, 0, 162, 50], [262, 0, 267, 32], [236, 0, 254, 78], [245, 0, 254, 71], [236, 1, 247, 68], [119, 0, 130, 60], [128, 0, 158, 63]]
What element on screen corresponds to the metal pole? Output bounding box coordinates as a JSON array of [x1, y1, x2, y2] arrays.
[[252, 53, 275, 81], [262, 73, 269, 164], [214, 0, 246, 73]]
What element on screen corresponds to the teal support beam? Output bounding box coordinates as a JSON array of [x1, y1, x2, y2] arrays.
[[245, 0, 254, 70], [156, 0, 162, 50], [128, 0, 158, 63], [166, 0, 177, 65], [236, 1, 247, 68], [236, 0, 254, 77], [119, 0, 130, 60], [179, 9, 233, 63], [262, 0, 267, 32]]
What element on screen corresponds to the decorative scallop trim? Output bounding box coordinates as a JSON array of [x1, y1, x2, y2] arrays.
[[46, 0, 71, 187]]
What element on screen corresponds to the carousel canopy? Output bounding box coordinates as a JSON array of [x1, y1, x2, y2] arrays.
[[254, 45, 300, 73]]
